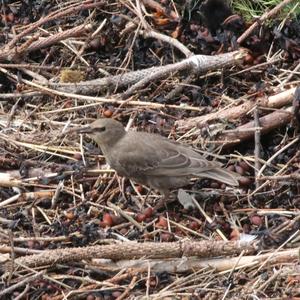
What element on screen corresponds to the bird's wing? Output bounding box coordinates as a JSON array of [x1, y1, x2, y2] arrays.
[[145, 145, 222, 176], [111, 132, 221, 177]]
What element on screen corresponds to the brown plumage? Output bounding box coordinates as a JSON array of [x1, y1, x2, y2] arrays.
[[78, 118, 239, 204]]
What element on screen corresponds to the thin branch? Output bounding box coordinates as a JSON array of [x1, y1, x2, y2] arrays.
[[2, 240, 257, 272], [237, 0, 296, 44]]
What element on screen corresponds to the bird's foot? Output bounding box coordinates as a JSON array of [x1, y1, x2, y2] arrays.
[[153, 195, 176, 212]]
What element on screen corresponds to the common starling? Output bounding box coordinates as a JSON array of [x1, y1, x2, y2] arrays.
[[78, 118, 239, 204]]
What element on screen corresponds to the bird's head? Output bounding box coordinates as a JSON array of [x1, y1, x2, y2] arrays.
[[77, 118, 126, 147]]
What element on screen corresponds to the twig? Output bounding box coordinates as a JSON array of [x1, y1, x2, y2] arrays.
[[139, 29, 192, 57], [256, 136, 299, 178], [0, 271, 45, 297], [2, 240, 257, 271], [0, 69, 202, 112], [0, 245, 42, 255], [7, 231, 15, 284], [26, 24, 92, 53], [14, 284, 30, 300], [176, 87, 296, 130], [254, 106, 261, 188], [0, 217, 15, 226], [47, 50, 246, 95], [165, 74, 196, 100], [107, 202, 144, 231], [256, 269, 283, 292], [257, 173, 300, 181], [4, 1, 103, 49], [237, 0, 296, 44], [212, 106, 294, 147], [115, 275, 138, 300], [0, 92, 42, 99], [192, 197, 228, 241], [0, 190, 56, 207], [279, 61, 300, 88], [254, 229, 299, 275], [93, 248, 299, 273]]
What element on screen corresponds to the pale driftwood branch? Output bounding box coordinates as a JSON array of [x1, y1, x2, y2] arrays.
[[0, 68, 202, 111], [2, 240, 257, 272], [47, 49, 247, 95], [176, 87, 297, 130], [213, 106, 293, 147], [91, 248, 299, 273]]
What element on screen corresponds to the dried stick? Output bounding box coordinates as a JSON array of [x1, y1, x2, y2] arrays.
[[165, 74, 195, 100], [139, 29, 192, 57], [176, 87, 297, 130], [0, 172, 23, 188], [0, 92, 41, 99], [14, 284, 30, 300], [254, 106, 261, 188], [0, 245, 42, 255], [115, 275, 138, 300], [258, 174, 300, 181], [48, 50, 246, 95], [0, 68, 201, 111], [0, 190, 56, 208], [256, 136, 299, 178], [92, 248, 299, 273], [1, 24, 92, 61], [0, 217, 15, 226], [108, 202, 144, 231], [4, 1, 103, 49], [2, 240, 257, 272], [26, 24, 92, 53], [213, 106, 293, 147], [0, 271, 45, 297], [237, 0, 296, 44]]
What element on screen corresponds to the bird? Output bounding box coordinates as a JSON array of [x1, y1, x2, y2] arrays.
[[77, 118, 239, 207]]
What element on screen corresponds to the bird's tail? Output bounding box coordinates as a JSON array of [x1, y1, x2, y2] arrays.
[[197, 168, 240, 186]]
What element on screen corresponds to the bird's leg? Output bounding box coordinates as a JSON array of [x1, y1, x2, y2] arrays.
[[142, 188, 152, 207], [154, 191, 169, 211], [154, 190, 176, 211], [117, 176, 128, 202]]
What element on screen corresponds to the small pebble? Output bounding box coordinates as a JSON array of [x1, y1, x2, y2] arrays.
[[103, 109, 113, 118], [250, 215, 262, 226], [239, 176, 252, 186], [102, 213, 113, 227], [136, 213, 146, 222], [235, 165, 245, 175], [144, 207, 153, 218], [156, 216, 168, 229]]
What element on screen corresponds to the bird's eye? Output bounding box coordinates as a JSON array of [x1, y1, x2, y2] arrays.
[[95, 126, 106, 132]]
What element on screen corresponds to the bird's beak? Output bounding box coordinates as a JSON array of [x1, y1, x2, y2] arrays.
[[76, 126, 94, 134]]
